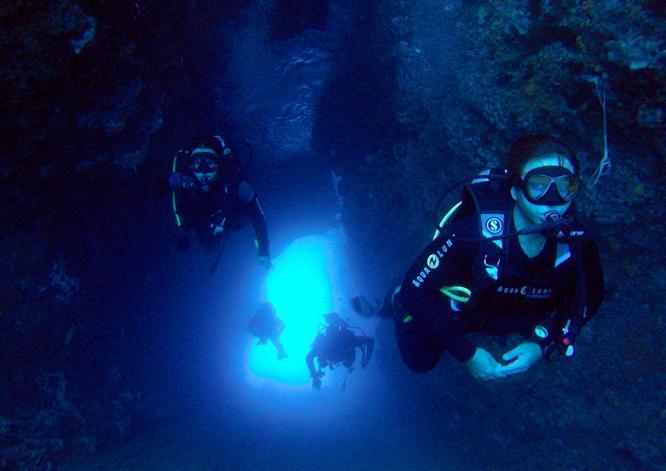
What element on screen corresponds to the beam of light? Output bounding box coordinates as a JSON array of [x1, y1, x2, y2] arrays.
[[245, 230, 348, 389]]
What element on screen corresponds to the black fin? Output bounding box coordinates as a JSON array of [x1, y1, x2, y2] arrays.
[[350, 296, 376, 317]]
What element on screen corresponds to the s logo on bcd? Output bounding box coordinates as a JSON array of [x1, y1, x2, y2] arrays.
[[427, 254, 440, 269], [485, 217, 503, 235]]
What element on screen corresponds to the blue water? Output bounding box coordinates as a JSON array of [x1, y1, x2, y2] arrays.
[[62, 153, 477, 470]]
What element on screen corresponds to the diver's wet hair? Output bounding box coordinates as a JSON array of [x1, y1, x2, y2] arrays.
[[187, 133, 226, 157], [507, 134, 580, 177]]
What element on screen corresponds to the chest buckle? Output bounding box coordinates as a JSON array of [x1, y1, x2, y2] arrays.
[[483, 254, 501, 280]]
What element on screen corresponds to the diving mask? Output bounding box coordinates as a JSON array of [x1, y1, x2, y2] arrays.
[[520, 166, 580, 206]]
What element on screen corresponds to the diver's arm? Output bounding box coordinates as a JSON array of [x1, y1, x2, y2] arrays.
[[238, 181, 270, 258], [276, 318, 285, 335], [360, 337, 374, 368], [306, 349, 323, 389], [400, 294, 478, 364], [269, 317, 286, 353], [399, 217, 479, 363], [305, 350, 318, 377], [270, 336, 287, 359]]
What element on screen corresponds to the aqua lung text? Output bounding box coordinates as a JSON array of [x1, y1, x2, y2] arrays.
[[411, 238, 454, 288]]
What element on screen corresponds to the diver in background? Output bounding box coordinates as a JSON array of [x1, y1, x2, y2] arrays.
[[168, 133, 271, 269], [249, 301, 287, 359], [383, 134, 604, 380], [306, 312, 374, 390]]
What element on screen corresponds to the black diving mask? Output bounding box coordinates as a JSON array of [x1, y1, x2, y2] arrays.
[[520, 166, 580, 206], [190, 157, 219, 174]]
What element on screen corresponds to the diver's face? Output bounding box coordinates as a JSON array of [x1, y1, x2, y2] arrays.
[[193, 170, 218, 185], [511, 155, 576, 225], [190, 155, 219, 190]]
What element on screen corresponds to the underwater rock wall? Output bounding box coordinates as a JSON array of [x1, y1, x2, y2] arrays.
[[0, 1, 249, 468], [219, 0, 343, 159]]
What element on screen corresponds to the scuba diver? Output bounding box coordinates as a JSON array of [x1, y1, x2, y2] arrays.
[[249, 301, 287, 359], [306, 312, 374, 390], [168, 133, 271, 269], [374, 134, 604, 381]]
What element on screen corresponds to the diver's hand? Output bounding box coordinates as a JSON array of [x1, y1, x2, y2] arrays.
[[465, 348, 506, 381], [259, 255, 272, 269], [181, 175, 196, 189], [312, 372, 324, 390], [168, 172, 183, 190], [169, 172, 196, 190], [498, 342, 542, 376]]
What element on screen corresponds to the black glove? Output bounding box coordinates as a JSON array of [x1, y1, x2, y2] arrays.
[[169, 172, 197, 190], [177, 233, 190, 251], [181, 175, 196, 189]]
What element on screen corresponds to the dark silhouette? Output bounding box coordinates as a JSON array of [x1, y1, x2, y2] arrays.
[[306, 312, 374, 390], [249, 302, 287, 360]]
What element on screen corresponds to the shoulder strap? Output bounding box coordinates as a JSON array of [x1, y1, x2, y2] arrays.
[[465, 169, 513, 303], [433, 168, 513, 308], [549, 225, 599, 354]]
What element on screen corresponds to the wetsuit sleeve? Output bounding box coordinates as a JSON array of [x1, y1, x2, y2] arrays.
[[398, 217, 479, 363], [238, 181, 270, 257], [306, 349, 317, 377]]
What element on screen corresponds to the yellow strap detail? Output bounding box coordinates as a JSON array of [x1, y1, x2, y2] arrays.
[[439, 285, 472, 303], [433, 201, 463, 240], [171, 154, 182, 226], [172, 191, 181, 226]]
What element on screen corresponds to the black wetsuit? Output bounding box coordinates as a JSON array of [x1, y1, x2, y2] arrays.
[[396, 214, 604, 373], [249, 306, 283, 342], [306, 326, 374, 375], [174, 176, 269, 256]]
